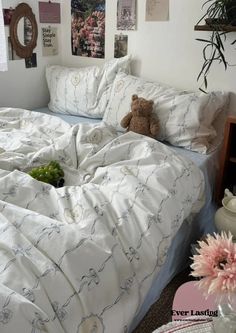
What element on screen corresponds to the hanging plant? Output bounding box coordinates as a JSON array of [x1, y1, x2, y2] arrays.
[[196, 0, 236, 92]]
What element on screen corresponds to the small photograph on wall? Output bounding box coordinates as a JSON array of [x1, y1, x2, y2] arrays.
[[117, 0, 136, 30], [114, 34, 128, 58], [71, 0, 105, 58], [3, 8, 14, 26], [146, 0, 169, 21], [25, 53, 37, 69]]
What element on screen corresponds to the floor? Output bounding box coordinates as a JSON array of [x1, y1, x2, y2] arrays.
[[133, 267, 193, 333]]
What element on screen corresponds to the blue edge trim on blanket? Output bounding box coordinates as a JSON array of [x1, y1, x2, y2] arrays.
[[34, 107, 217, 332]]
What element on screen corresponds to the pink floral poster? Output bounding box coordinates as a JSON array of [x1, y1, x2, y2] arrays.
[[71, 0, 105, 58]]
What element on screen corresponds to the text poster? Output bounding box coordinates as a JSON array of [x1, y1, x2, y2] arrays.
[[146, 0, 169, 21], [42, 27, 58, 56], [117, 0, 136, 30], [71, 0, 105, 58]]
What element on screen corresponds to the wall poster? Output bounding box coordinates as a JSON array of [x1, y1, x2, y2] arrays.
[[25, 53, 37, 69], [42, 27, 58, 56], [38, 2, 61, 24], [146, 0, 169, 21], [71, 0, 105, 58], [114, 34, 128, 58], [117, 0, 136, 30], [3, 8, 14, 26]]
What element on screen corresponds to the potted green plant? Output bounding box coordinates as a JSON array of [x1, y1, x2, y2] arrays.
[[196, 0, 236, 92]]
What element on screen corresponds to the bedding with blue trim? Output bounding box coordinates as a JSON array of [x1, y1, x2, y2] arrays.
[[33, 106, 219, 332], [34, 107, 102, 125]]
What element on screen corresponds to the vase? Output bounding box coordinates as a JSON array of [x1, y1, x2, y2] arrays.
[[214, 189, 236, 240], [213, 294, 236, 333]]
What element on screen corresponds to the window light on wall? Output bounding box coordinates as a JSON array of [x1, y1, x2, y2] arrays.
[[0, 0, 8, 71]]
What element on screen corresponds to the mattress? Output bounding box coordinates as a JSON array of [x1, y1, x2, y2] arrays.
[[33, 107, 218, 331], [34, 107, 102, 125]]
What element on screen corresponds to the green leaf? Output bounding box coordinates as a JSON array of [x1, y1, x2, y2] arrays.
[[199, 87, 207, 94], [216, 33, 224, 51], [196, 38, 213, 43]]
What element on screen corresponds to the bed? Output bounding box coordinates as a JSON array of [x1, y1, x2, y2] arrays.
[[32, 107, 220, 332], [0, 57, 229, 333]]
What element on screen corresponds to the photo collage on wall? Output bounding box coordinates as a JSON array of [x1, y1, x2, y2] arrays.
[[114, 0, 137, 58], [2, 2, 61, 69], [71, 0, 105, 58], [69, 0, 170, 59]]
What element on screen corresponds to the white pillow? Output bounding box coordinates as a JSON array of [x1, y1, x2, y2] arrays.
[[46, 55, 131, 118], [103, 72, 230, 154]]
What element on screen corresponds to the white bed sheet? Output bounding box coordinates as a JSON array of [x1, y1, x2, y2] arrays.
[[32, 107, 219, 331]]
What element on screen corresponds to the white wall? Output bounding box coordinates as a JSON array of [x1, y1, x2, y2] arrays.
[[61, 0, 236, 111], [0, 0, 62, 109], [1, 0, 235, 110]]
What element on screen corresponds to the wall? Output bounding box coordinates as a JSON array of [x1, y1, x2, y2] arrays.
[[1, 0, 235, 110], [61, 0, 236, 111], [0, 0, 62, 109]]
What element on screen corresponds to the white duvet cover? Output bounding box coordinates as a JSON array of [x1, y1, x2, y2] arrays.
[[0, 108, 204, 333]]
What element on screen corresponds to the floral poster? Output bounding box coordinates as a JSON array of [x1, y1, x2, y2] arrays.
[[117, 0, 136, 30], [71, 0, 105, 58]]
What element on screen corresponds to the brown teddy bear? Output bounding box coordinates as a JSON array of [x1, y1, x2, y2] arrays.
[[120, 94, 159, 138]]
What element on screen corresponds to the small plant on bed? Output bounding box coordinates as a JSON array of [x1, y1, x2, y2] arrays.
[[28, 161, 65, 187]]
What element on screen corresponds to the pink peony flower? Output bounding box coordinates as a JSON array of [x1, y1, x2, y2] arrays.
[[190, 231, 236, 297]]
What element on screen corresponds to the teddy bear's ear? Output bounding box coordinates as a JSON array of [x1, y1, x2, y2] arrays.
[[132, 94, 138, 101]]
